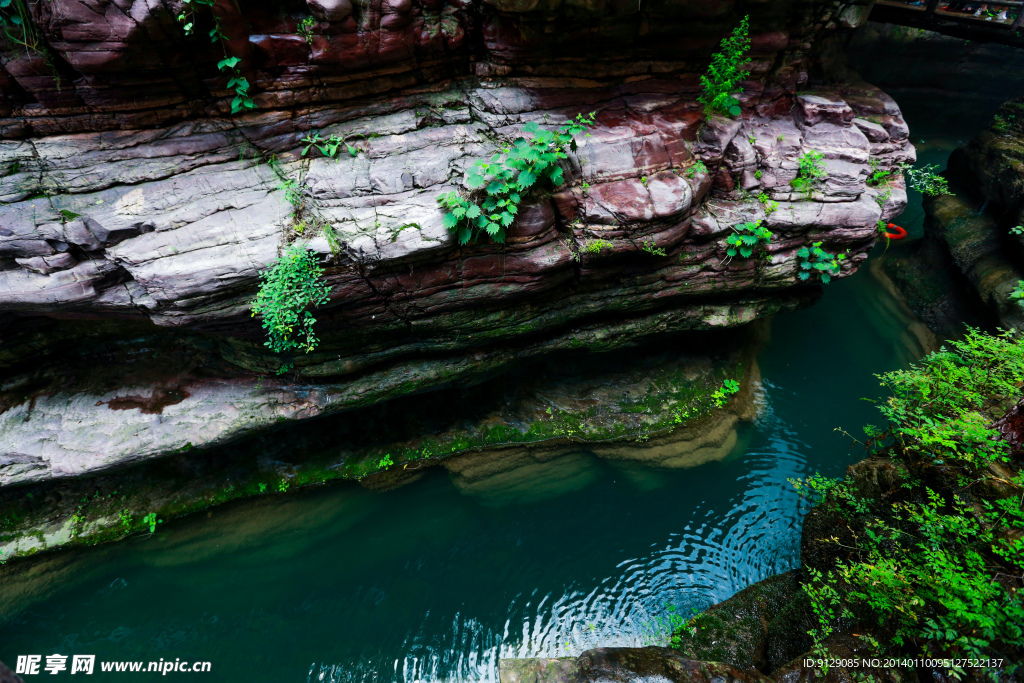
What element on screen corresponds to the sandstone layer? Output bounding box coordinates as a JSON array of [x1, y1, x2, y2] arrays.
[[0, 0, 911, 486]]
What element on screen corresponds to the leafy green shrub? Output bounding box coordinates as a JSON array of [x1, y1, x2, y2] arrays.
[[726, 220, 772, 259], [796, 241, 845, 284], [176, 0, 255, 113], [583, 239, 614, 254], [687, 160, 708, 178], [904, 164, 952, 197], [641, 240, 667, 257], [790, 150, 827, 193], [711, 379, 740, 406], [250, 245, 332, 359], [1012, 281, 1024, 308], [142, 512, 162, 533], [698, 16, 750, 118], [867, 157, 898, 187], [794, 329, 1024, 678], [301, 131, 358, 158], [437, 114, 595, 245], [297, 16, 316, 44]]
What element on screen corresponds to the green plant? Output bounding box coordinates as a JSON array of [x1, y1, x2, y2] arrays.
[[792, 329, 1024, 678], [1011, 225, 1024, 235], [1012, 281, 1024, 308], [698, 16, 750, 118], [790, 150, 827, 193], [867, 157, 898, 187], [583, 239, 614, 254], [250, 244, 332, 360], [641, 240, 667, 257], [640, 175, 648, 186], [297, 16, 316, 44], [796, 241, 845, 284], [725, 220, 772, 259], [687, 160, 708, 178], [437, 114, 595, 245], [142, 512, 162, 533], [175, 0, 255, 113], [259, 483, 267, 493], [118, 509, 132, 531], [378, 454, 394, 469], [754, 169, 762, 180], [711, 378, 740, 407], [756, 191, 778, 214], [905, 164, 952, 197], [58, 209, 80, 222], [301, 131, 359, 159], [0, 0, 42, 54], [277, 480, 290, 493]]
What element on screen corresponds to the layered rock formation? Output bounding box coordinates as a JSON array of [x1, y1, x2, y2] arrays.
[[0, 0, 912, 487], [889, 97, 1024, 334]]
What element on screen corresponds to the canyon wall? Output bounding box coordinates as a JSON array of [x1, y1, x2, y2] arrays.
[[0, 0, 913, 486]]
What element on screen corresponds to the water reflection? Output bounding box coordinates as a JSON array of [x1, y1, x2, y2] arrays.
[[0, 261, 929, 683]]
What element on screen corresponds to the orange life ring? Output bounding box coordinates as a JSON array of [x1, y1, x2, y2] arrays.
[[882, 223, 907, 240]]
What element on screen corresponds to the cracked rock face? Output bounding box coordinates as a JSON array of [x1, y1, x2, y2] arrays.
[[0, 0, 911, 486]]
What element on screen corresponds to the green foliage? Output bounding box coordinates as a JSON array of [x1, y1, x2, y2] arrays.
[[0, 0, 42, 54], [301, 131, 359, 159], [258, 483, 267, 493], [277, 480, 290, 493], [905, 164, 952, 197], [726, 220, 772, 259], [175, 0, 255, 114], [438, 114, 595, 245], [583, 239, 614, 254], [378, 454, 394, 469], [1012, 225, 1024, 235], [250, 245, 332, 359], [58, 209, 80, 222], [790, 150, 827, 193], [875, 328, 1024, 468], [641, 240, 667, 257], [142, 512, 162, 533], [687, 160, 708, 178], [795, 329, 1024, 677], [711, 378, 740, 406], [698, 16, 751, 118], [867, 157, 898, 187], [1011, 281, 1024, 309], [796, 241, 845, 284], [297, 16, 317, 44]]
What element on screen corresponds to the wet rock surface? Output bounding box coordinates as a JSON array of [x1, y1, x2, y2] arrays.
[[500, 647, 772, 683], [0, 0, 912, 487], [0, 328, 758, 560]]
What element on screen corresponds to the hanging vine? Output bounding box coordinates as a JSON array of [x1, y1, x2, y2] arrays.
[[0, 0, 43, 54], [176, 0, 256, 114]]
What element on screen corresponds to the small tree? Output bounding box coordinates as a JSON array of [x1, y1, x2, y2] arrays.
[[698, 16, 751, 118], [251, 245, 331, 359]]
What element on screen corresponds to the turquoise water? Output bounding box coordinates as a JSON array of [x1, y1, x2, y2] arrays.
[[0, 259, 928, 682], [1, 80, 997, 681]]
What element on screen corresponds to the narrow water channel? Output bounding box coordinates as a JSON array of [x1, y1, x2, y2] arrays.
[[0, 87, 1001, 682]]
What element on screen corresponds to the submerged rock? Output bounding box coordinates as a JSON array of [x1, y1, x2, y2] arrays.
[[500, 647, 771, 683]]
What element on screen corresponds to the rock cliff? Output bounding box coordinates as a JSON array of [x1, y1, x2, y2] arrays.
[[0, 0, 912, 485]]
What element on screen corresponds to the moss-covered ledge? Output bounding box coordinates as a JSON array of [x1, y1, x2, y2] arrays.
[[0, 327, 763, 565]]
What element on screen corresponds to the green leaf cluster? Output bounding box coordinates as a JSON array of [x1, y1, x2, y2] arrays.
[[250, 245, 332, 358], [794, 329, 1024, 677], [796, 241, 845, 284], [298, 16, 317, 44], [698, 16, 751, 118], [790, 150, 827, 193], [301, 131, 359, 159], [176, 0, 255, 114], [905, 164, 952, 197], [438, 113, 595, 245], [1012, 280, 1024, 309], [0, 0, 40, 53], [725, 220, 771, 259]]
